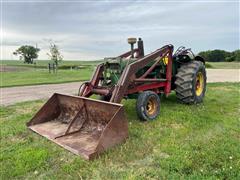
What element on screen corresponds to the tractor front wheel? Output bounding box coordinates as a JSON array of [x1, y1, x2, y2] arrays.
[[175, 61, 206, 104], [136, 91, 160, 121]]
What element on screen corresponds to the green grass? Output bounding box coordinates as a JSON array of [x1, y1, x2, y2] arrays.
[[3, 60, 239, 69], [0, 60, 100, 87], [1, 60, 239, 88], [1, 68, 92, 87], [1, 60, 102, 67], [1, 83, 239, 179], [207, 62, 240, 69]]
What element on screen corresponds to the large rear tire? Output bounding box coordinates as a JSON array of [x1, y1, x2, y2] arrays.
[[136, 91, 160, 121], [175, 61, 206, 104]]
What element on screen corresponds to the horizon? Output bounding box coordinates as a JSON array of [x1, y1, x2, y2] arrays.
[[2, 48, 239, 62]]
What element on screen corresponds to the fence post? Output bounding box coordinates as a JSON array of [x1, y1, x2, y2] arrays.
[[48, 63, 51, 73], [53, 63, 57, 74]]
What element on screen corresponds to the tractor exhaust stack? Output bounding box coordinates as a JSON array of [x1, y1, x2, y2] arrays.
[[137, 38, 144, 57]]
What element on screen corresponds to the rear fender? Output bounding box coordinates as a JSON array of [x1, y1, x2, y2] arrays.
[[194, 55, 205, 64]]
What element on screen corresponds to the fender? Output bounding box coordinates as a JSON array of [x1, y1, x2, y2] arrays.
[[195, 55, 205, 64]]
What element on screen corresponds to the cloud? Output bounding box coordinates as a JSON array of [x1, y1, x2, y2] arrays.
[[1, 1, 239, 60]]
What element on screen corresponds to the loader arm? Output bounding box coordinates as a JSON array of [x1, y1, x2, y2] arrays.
[[110, 45, 174, 103], [79, 63, 105, 97]]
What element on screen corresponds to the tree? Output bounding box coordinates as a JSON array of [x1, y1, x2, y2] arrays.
[[47, 43, 63, 68], [233, 50, 240, 61], [13, 45, 40, 64], [198, 49, 239, 62], [208, 50, 229, 62]]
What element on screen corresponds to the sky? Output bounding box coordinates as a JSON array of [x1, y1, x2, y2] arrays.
[[1, 0, 239, 60]]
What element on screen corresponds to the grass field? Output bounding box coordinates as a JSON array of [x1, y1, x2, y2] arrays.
[[1, 69, 92, 87], [0, 83, 239, 179], [1, 60, 239, 87], [2, 60, 239, 69], [0, 60, 101, 87], [207, 62, 240, 69], [1, 60, 102, 67]]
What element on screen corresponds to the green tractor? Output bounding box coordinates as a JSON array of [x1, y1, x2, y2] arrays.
[[27, 38, 207, 160]]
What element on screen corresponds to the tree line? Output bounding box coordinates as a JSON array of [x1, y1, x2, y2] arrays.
[[13, 44, 239, 64], [198, 49, 240, 62], [13, 43, 63, 66]]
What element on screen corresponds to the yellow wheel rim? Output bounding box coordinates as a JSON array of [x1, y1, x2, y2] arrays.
[[146, 97, 157, 115], [196, 72, 204, 96]]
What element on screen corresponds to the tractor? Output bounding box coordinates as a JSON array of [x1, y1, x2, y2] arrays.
[[27, 38, 207, 160]]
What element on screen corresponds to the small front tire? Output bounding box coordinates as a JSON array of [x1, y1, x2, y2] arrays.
[[136, 91, 160, 121]]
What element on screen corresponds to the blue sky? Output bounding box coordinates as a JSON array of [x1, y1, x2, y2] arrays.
[[1, 0, 239, 60]]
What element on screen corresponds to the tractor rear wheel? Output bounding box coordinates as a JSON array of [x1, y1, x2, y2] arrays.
[[136, 91, 160, 121], [175, 61, 206, 104]]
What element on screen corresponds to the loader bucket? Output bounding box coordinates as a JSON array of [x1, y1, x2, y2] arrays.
[[27, 93, 128, 160]]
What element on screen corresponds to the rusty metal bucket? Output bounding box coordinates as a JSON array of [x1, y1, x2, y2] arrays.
[[27, 93, 128, 160]]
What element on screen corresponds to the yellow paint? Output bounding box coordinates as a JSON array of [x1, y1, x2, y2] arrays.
[[147, 97, 157, 115], [163, 57, 168, 65], [196, 72, 204, 96]]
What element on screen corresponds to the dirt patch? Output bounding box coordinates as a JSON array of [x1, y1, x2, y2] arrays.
[[0, 65, 29, 72], [206, 69, 239, 82], [170, 123, 184, 129]]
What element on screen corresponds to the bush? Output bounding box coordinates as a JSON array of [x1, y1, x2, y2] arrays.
[[198, 49, 240, 62], [225, 56, 235, 62], [205, 63, 213, 68], [232, 50, 240, 61]]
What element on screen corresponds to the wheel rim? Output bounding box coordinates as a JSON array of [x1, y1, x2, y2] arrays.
[[196, 72, 204, 96], [146, 97, 157, 115]]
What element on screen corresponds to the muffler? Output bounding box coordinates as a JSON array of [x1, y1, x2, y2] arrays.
[[27, 93, 128, 160]]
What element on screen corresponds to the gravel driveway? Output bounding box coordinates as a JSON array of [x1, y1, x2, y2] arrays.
[[1, 82, 81, 106], [206, 69, 239, 82], [1, 69, 239, 106]]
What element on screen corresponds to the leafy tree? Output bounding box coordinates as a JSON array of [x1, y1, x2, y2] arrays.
[[47, 43, 63, 68], [209, 50, 229, 62], [198, 49, 239, 62], [13, 45, 40, 64], [198, 50, 211, 61], [232, 50, 240, 61]]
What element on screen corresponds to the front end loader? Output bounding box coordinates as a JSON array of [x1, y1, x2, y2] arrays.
[[27, 38, 206, 160]]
